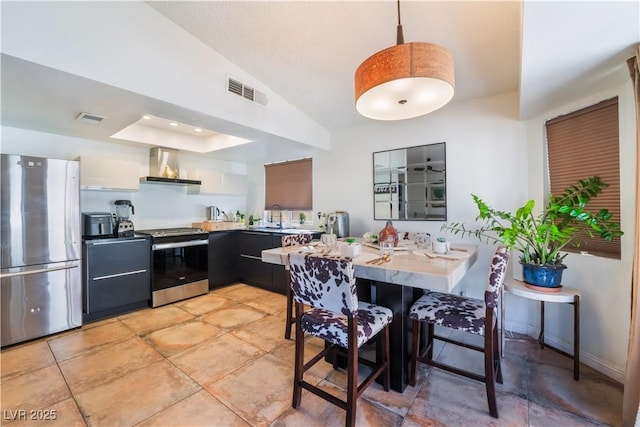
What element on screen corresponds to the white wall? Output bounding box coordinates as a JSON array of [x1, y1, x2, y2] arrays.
[[525, 78, 635, 382], [308, 91, 534, 353], [1, 126, 248, 229], [318, 91, 528, 238]]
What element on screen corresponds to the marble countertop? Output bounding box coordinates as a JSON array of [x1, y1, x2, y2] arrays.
[[245, 227, 321, 234], [262, 239, 478, 294], [191, 222, 322, 234]]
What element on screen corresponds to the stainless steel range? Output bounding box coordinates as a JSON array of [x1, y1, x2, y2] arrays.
[[136, 228, 209, 307]]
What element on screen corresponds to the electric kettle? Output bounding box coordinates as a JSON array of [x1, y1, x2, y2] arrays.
[[207, 206, 221, 221]]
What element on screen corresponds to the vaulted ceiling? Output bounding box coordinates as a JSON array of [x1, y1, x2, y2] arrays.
[[147, 0, 637, 126]]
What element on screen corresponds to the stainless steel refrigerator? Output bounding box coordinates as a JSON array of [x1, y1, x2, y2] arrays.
[[1, 154, 82, 346]]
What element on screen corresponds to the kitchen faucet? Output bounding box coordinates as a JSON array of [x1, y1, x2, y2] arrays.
[[271, 204, 282, 229]]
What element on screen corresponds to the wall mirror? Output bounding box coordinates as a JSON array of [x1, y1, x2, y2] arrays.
[[373, 142, 446, 221]]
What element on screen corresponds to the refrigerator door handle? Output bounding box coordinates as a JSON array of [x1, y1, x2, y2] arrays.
[[0, 262, 80, 279]]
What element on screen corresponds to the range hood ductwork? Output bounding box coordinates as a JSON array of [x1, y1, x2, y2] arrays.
[[139, 176, 202, 185], [141, 147, 201, 186]]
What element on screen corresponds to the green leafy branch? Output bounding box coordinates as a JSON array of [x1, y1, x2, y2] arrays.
[[442, 176, 623, 266]]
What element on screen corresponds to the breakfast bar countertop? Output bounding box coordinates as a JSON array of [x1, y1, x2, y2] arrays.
[[261, 239, 478, 294]]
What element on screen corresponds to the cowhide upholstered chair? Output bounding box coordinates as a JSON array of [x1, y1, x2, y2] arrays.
[[288, 252, 393, 427], [409, 245, 510, 418], [281, 233, 313, 340]]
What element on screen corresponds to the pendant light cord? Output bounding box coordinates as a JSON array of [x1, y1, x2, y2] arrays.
[[396, 0, 404, 45]]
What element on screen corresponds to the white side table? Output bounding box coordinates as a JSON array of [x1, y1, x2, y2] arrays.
[[501, 278, 580, 380]]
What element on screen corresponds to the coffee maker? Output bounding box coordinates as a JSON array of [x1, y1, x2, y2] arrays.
[[113, 200, 135, 237]]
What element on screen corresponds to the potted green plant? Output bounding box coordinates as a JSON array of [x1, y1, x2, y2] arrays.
[[442, 176, 623, 289], [299, 212, 306, 224]]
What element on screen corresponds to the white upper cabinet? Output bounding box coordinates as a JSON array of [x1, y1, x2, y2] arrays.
[[221, 172, 247, 194], [188, 170, 247, 195], [78, 156, 140, 191], [192, 170, 224, 193]]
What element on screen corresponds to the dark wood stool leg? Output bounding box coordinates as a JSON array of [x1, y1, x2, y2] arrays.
[[493, 322, 503, 384], [427, 323, 435, 359], [574, 295, 580, 381], [484, 321, 498, 418], [284, 275, 294, 340], [410, 319, 420, 387], [292, 302, 304, 407], [383, 326, 391, 392], [346, 318, 358, 427]]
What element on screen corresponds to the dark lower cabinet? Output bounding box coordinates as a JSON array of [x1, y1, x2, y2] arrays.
[[82, 237, 151, 323], [272, 264, 287, 294], [269, 234, 289, 294], [236, 230, 321, 294], [208, 231, 239, 289], [237, 231, 282, 293], [81, 229, 321, 321], [237, 256, 274, 289]]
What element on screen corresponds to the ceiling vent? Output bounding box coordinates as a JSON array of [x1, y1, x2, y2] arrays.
[[227, 77, 268, 106], [75, 112, 106, 124]]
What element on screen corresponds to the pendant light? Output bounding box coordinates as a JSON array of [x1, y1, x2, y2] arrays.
[[355, 0, 455, 121]]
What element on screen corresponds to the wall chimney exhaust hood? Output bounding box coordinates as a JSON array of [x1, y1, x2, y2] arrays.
[[140, 147, 201, 185]]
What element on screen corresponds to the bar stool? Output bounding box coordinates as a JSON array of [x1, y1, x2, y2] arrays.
[[409, 246, 510, 418], [281, 233, 313, 340], [289, 252, 392, 427], [502, 278, 580, 380]]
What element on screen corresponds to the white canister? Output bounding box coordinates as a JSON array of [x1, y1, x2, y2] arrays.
[[340, 243, 361, 258], [432, 240, 451, 254]]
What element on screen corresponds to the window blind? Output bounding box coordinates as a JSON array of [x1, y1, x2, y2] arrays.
[[264, 158, 312, 210], [545, 97, 621, 259]]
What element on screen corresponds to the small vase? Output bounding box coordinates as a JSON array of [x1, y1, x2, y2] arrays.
[[379, 221, 399, 247]]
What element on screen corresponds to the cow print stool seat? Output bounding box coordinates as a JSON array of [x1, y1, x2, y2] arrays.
[[289, 252, 392, 427], [409, 245, 509, 418], [410, 292, 486, 335]]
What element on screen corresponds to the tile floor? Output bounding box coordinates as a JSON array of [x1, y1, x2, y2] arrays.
[[0, 283, 623, 426]]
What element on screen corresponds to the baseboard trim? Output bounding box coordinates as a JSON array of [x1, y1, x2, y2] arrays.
[[504, 320, 625, 384]]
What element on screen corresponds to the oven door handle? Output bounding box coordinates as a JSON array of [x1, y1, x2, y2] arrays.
[[152, 239, 209, 251]]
